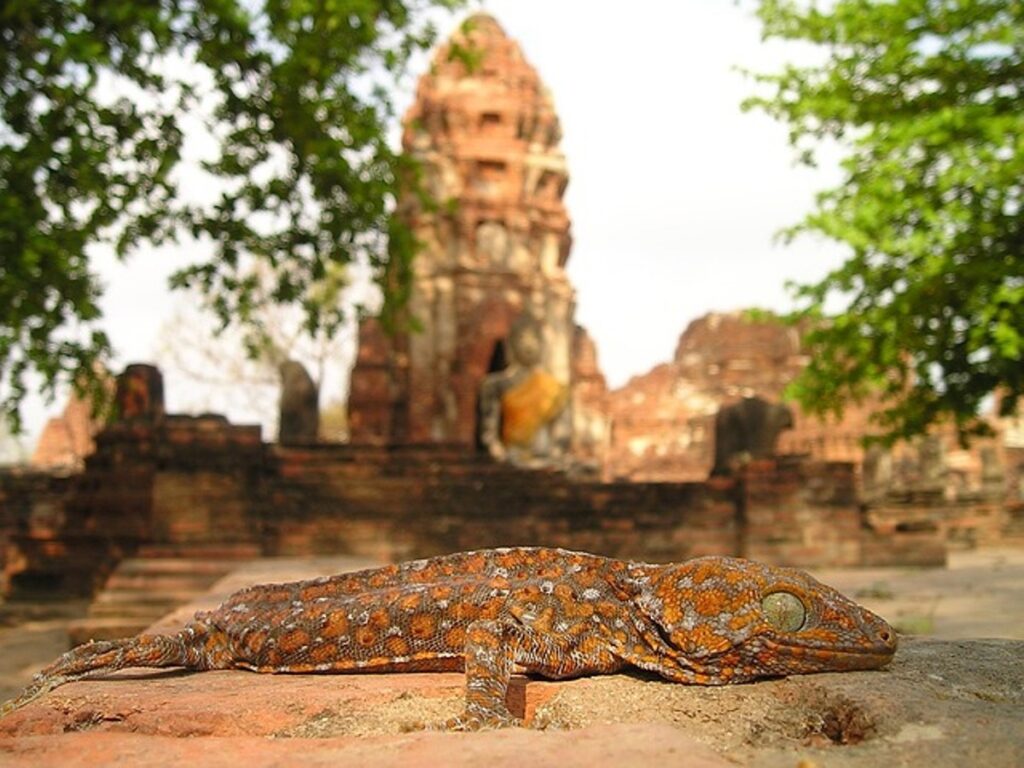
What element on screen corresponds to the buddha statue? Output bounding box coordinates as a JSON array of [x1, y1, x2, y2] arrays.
[[478, 314, 569, 466]]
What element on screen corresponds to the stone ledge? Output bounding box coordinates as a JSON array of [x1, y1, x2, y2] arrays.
[[1, 637, 1020, 767], [0, 723, 729, 768]]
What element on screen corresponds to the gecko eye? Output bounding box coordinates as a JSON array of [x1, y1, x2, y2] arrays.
[[761, 592, 806, 632]]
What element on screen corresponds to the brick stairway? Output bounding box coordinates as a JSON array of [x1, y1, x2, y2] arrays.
[[67, 544, 259, 646], [1003, 502, 1024, 544]]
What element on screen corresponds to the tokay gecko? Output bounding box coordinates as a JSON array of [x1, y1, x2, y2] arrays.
[[0, 547, 897, 729]]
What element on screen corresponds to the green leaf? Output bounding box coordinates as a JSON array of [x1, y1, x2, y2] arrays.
[[0, 0, 468, 431], [747, 0, 1024, 444]]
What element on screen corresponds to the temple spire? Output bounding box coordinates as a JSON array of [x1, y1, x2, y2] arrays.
[[349, 14, 578, 446]]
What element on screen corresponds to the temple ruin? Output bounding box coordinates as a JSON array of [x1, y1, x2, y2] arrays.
[[2, 13, 1023, 620], [349, 14, 582, 450]]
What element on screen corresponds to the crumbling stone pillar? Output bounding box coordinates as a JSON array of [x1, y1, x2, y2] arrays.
[[278, 360, 319, 445], [115, 364, 165, 423]]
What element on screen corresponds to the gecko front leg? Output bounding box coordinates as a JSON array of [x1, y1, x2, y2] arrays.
[[445, 619, 525, 730], [445, 606, 626, 730]]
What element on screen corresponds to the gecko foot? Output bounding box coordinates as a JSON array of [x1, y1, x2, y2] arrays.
[[405, 705, 523, 731], [443, 710, 523, 731]]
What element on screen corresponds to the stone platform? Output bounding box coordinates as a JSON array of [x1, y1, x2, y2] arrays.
[[1, 555, 1022, 767], [66, 544, 260, 645]]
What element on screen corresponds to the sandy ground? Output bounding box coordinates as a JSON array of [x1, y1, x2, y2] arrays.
[[1, 546, 1022, 704], [813, 546, 1024, 640]]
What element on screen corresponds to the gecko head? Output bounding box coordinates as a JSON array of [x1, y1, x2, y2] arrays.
[[638, 556, 898, 683]]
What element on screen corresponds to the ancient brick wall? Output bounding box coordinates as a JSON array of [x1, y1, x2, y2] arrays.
[[605, 311, 871, 481], [260, 444, 740, 564], [606, 312, 815, 482], [604, 310, 1015, 511], [4, 415, 264, 597], [739, 458, 863, 567], [0, 469, 78, 594], [8, 417, 964, 600]]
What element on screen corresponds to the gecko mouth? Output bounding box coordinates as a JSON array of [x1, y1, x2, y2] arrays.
[[769, 614, 899, 661], [767, 637, 898, 668]]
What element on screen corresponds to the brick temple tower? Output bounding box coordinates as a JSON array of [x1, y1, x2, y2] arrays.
[[349, 14, 580, 447]]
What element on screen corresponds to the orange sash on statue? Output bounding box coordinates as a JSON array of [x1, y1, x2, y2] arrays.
[[500, 370, 567, 447]]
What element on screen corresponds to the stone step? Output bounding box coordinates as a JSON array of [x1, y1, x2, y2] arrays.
[[91, 588, 204, 606], [69, 552, 252, 647], [111, 558, 245, 577], [136, 543, 261, 560], [67, 617, 155, 646], [85, 603, 177, 620], [103, 572, 225, 592], [1000, 519, 1024, 543]]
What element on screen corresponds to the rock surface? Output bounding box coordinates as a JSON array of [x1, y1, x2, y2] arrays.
[[1, 637, 1020, 767], [2, 555, 1023, 767], [1, 724, 729, 768]]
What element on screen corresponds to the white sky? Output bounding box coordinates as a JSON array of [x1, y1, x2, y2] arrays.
[[18, 0, 848, 447], [479, 1, 845, 386]]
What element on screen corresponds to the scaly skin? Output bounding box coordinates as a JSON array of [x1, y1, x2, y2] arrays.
[[0, 547, 897, 729]]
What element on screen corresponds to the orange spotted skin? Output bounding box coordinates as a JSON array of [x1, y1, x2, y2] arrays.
[[0, 547, 897, 729]]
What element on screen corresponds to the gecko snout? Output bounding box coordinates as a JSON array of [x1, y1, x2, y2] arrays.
[[861, 614, 899, 658], [876, 626, 897, 651]]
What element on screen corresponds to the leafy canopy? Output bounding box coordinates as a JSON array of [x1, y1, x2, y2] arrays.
[[746, 0, 1023, 443], [0, 0, 465, 431]]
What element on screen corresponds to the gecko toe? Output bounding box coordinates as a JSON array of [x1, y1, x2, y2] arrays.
[[401, 712, 522, 731], [443, 710, 523, 731]]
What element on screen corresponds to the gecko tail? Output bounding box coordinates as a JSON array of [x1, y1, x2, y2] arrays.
[[0, 631, 195, 719]]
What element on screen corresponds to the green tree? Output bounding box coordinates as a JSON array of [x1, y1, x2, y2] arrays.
[[746, 0, 1023, 443], [0, 0, 465, 431]]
